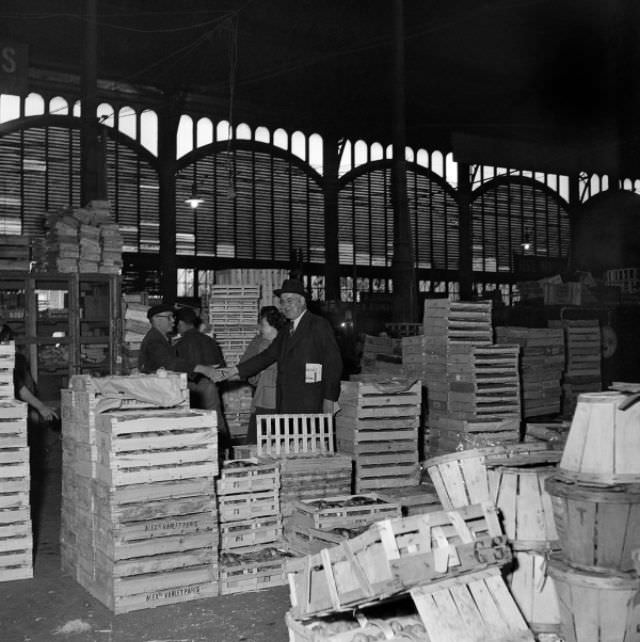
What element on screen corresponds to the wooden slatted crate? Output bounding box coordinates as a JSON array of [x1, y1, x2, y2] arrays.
[[217, 458, 280, 495], [219, 546, 294, 595], [337, 379, 421, 491], [410, 566, 534, 642], [257, 413, 334, 457], [287, 502, 509, 619], [94, 409, 219, 487], [220, 515, 282, 551], [288, 493, 401, 531]]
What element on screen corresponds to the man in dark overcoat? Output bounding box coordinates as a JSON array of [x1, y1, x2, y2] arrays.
[[197, 279, 342, 414]]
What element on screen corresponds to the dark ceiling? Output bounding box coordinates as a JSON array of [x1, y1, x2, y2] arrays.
[[3, 0, 640, 166]]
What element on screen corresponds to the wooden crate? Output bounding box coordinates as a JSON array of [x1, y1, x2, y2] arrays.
[[287, 503, 509, 619], [220, 515, 282, 551], [217, 458, 280, 495], [289, 494, 401, 531], [283, 520, 356, 556], [218, 490, 279, 522], [410, 566, 534, 642], [257, 413, 334, 457], [219, 547, 293, 595], [93, 409, 218, 487], [83, 561, 219, 614]]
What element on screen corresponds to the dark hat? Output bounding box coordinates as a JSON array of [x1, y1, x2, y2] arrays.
[[147, 302, 175, 320], [274, 278, 306, 298], [174, 306, 199, 325]]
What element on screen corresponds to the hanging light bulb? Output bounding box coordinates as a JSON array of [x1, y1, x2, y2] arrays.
[[185, 181, 204, 209], [521, 229, 532, 252]]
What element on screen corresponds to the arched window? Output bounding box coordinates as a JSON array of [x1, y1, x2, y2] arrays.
[[24, 93, 45, 116], [139, 109, 158, 156], [176, 115, 194, 159]]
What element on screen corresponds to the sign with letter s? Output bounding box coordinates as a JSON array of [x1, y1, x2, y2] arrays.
[[0, 41, 28, 94]]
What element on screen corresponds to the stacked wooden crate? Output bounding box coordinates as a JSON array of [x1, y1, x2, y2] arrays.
[[495, 326, 565, 418], [209, 285, 260, 439], [336, 378, 421, 492], [216, 458, 290, 595], [61, 373, 220, 613], [213, 268, 289, 308], [0, 235, 30, 271], [419, 299, 522, 455], [285, 502, 535, 641], [255, 413, 352, 517], [284, 493, 401, 555], [121, 294, 151, 374], [0, 340, 32, 582], [35, 201, 123, 274], [549, 320, 602, 417]]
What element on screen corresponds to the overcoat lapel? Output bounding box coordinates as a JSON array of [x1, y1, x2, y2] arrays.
[[285, 312, 310, 353]]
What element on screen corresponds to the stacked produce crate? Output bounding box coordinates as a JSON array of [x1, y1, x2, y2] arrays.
[[544, 391, 640, 641], [284, 492, 401, 555], [0, 234, 30, 271], [0, 340, 32, 582], [255, 413, 352, 517], [34, 201, 123, 274], [495, 326, 565, 418], [209, 285, 260, 439], [121, 294, 151, 374], [61, 373, 221, 613], [336, 378, 421, 491], [419, 299, 522, 456], [549, 319, 602, 417], [285, 502, 534, 641], [216, 458, 290, 595]]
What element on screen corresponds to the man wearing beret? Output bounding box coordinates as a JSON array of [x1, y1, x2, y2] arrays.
[[197, 279, 343, 414], [138, 303, 189, 373]]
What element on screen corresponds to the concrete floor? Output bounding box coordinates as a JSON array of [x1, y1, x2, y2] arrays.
[[0, 426, 291, 642]]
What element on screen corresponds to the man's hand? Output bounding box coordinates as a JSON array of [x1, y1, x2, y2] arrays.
[[194, 365, 238, 382]]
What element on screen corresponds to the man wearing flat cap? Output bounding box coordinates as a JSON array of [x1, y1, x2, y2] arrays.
[[197, 278, 343, 414], [138, 303, 189, 373]]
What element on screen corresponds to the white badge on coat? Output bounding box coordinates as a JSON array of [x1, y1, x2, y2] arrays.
[[305, 363, 322, 383]]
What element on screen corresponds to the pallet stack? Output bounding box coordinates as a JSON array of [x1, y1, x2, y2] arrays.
[[336, 378, 421, 491], [284, 492, 401, 555], [61, 373, 221, 614], [285, 503, 535, 641], [0, 234, 30, 271], [552, 320, 602, 418], [429, 344, 521, 454], [544, 391, 640, 641], [212, 268, 290, 308], [0, 340, 32, 582], [495, 326, 565, 418], [209, 284, 260, 439], [217, 458, 292, 595]]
